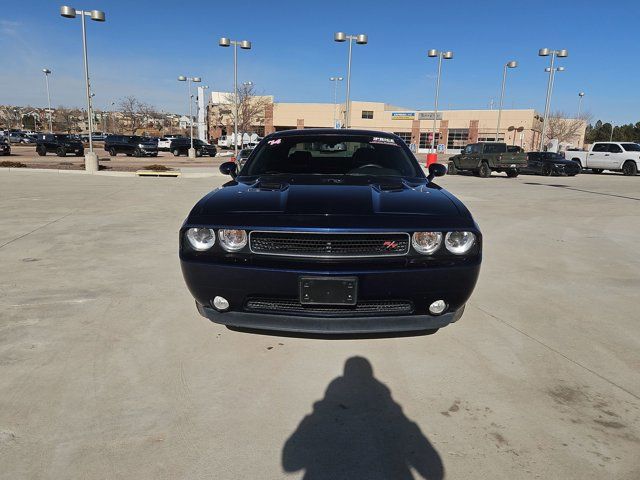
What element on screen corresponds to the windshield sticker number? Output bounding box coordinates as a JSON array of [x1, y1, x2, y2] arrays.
[[371, 137, 398, 146], [268, 138, 282, 146]]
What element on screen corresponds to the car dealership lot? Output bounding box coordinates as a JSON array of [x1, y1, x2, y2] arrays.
[[0, 171, 638, 479]]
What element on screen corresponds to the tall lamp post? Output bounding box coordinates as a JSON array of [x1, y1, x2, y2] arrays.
[[42, 68, 53, 133], [219, 37, 251, 155], [329, 76, 343, 127], [241, 81, 253, 147], [496, 60, 517, 139], [60, 5, 105, 173], [178, 75, 201, 158], [538, 48, 567, 150], [577, 92, 585, 117], [427, 49, 454, 152], [334, 32, 367, 128]]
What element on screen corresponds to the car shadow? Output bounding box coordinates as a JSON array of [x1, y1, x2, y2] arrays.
[[282, 356, 444, 480], [225, 325, 440, 340]]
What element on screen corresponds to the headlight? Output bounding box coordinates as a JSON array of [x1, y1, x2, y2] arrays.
[[185, 228, 216, 251], [444, 231, 476, 255], [412, 232, 442, 255], [218, 229, 247, 252], [138, 143, 145, 148]]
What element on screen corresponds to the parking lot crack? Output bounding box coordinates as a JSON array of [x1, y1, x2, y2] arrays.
[[474, 305, 640, 402], [0, 211, 74, 250]]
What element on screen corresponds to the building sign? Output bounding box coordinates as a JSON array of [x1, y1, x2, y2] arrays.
[[391, 112, 416, 120], [418, 112, 443, 120]]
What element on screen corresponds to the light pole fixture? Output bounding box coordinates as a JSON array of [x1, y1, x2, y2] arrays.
[[577, 91, 585, 118], [178, 75, 201, 158], [60, 5, 105, 173], [329, 76, 343, 127], [538, 48, 567, 150], [42, 68, 53, 133], [219, 36, 252, 155], [334, 32, 367, 128], [427, 49, 454, 152], [496, 60, 517, 139]]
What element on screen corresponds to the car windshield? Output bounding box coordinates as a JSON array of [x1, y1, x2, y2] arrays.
[[55, 134, 71, 140], [621, 143, 640, 152], [243, 134, 420, 177]]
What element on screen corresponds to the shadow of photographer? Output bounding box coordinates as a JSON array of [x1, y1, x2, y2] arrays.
[[282, 356, 444, 479]]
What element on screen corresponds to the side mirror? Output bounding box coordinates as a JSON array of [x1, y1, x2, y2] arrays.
[[219, 161, 237, 178], [427, 163, 447, 181]]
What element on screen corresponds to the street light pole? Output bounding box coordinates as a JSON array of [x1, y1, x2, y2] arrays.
[[577, 92, 585, 118], [427, 49, 454, 153], [241, 81, 253, 147], [334, 32, 367, 128], [219, 37, 251, 155], [60, 5, 105, 173], [42, 68, 53, 133], [178, 75, 201, 158], [329, 76, 343, 127], [496, 60, 517, 139], [538, 48, 567, 150], [609, 122, 614, 142]]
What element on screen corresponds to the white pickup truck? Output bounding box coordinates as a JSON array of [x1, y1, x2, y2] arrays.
[[565, 142, 639, 176]]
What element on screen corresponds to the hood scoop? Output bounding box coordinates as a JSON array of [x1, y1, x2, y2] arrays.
[[372, 180, 410, 192], [250, 179, 289, 191]]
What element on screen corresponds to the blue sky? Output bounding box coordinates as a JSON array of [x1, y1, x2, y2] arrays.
[[1, 0, 639, 124]]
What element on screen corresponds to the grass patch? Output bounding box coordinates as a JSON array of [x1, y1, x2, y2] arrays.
[[0, 161, 27, 168], [141, 164, 173, 171]]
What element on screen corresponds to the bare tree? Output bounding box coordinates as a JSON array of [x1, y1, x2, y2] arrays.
[[117, 96, 157, 135], [52, 106, 83, 133], [0, 106, 24, 130], [223, 83, 271, 143], [545, 111, 591, 146]]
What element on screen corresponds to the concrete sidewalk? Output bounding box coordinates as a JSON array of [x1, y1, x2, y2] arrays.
[[0, 172, 638, 479]]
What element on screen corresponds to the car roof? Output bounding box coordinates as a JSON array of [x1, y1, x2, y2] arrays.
[[265, 128, 398, 139]]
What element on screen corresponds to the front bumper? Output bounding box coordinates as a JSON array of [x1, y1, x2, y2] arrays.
[[181, 259, 480, 334], [137, 149, 158, 157], [0, 144, 9, 154], [197, 302, 465, 334]]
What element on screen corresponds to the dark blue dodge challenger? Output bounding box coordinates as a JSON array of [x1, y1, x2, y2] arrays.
[[180, 129, 481, 334]]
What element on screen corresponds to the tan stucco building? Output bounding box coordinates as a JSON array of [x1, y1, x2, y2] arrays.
[[208, 93, 585, 152]]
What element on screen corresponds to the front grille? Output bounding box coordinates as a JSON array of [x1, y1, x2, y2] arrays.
[[244, 297, 414, 317], [249, 231, 410, 258]]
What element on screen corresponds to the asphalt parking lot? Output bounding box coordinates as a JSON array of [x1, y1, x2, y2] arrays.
[[0, 170, 638, 479]]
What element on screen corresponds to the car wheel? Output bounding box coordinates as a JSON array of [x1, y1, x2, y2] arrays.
[[172, 149, 181, 157], [506, 169, 519, 178], [622, 161, 637, 176], [36, 146, 47, 156], [134, 148, 142, 157], [56, 147, 66, 157], [478, 161, 491, 178], [447, 162, 457, 175], [195, 149, 202, 157], [592, 168, 603, 174], [108, 148, 117, 156], [541, 164, 552, 176]]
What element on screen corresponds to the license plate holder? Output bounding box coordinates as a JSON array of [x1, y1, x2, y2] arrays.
[[299, 276, 357, 305]]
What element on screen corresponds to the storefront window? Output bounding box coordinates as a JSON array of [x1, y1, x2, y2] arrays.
[[447, 129, 469, 149], [393, 132, 412, 144], [419, 132, 440, 149]]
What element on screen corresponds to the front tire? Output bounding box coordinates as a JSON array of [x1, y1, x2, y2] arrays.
[[56, 147, 66, 157], [36, 146, 47, 156], [134, 148, 142, 157], [622, 161, 637, 176], [447, 162, 458, 175], [172, 148, 181, 157], [478, 161, 491, 178], [541, 164, 552, 176], [506, 169, 519, 178], [108, 147, 117, 157]]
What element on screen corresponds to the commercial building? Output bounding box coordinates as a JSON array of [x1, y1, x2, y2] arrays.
[[207, 93, 586, 152]]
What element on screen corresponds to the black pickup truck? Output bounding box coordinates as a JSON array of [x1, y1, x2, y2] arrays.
[[36, 134, 84, 157], [448, 142, 527, 178]]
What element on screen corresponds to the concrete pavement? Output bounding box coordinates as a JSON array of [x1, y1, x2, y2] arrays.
[[0, 170, 638, 479]]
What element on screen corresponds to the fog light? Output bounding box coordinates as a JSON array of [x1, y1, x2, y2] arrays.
[[429, 300, 447, 315], [213, 296, 230, 311]]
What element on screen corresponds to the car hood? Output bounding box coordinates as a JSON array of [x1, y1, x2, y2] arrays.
[[192, 177, 463, 222]]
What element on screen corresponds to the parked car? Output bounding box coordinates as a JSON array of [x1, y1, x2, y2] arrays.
[[36, 133, 84, 157], [0, 135, 10, 156], [158, 135, 183, 151], [8, 132, 35, 144], [564, 142, 639, 176], [522, 152, 580, 176], [447, 142, 527, 177], [180, 129, 482, 335], [170, 138, 217, 157], [104, 135, 158, 157], [234, 148, 253, 169]]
